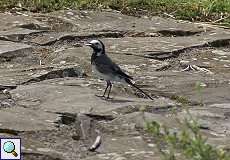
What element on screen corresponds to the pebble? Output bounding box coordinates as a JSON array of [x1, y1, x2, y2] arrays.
[[60, 61, 66, 64], [147, 143, 155, 147]]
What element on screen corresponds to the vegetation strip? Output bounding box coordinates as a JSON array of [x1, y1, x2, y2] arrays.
[[0, 0, 229, 25]]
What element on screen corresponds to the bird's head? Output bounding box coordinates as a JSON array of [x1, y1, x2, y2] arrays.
[[85, 39, 105, 56]]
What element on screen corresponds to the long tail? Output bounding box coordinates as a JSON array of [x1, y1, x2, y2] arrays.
[[125, 78, 153, 100]]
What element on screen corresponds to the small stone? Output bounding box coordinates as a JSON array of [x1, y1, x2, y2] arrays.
[[147, 143, 155, 147], [60, 61, 66, 64]]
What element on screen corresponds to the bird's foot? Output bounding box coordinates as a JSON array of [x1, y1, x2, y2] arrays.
[[95, 94, 113, 100], [95, 94, 105, 98], [105, 96, 113, 100]]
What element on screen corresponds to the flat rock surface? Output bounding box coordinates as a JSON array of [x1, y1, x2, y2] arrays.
[[0, 40, 31, 56], [0, 10, 230, 160], [0, 12, 48, 31], [31, 10, 204, 33]]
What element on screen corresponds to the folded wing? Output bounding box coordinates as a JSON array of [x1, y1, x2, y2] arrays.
[[94, 54, 133, 80]]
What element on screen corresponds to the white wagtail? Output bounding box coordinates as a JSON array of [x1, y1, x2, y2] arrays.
[[85, 39, 153, 100]]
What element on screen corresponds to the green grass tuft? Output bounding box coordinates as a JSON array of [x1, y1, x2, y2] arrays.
[[0, 0, 229, 24]]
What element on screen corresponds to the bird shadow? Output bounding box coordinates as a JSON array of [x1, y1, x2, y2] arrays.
[[108, 98, 134, 103], [95, 94, 134, 103]]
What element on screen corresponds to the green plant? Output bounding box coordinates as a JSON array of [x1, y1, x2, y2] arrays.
[[146, 116, 230, 160]]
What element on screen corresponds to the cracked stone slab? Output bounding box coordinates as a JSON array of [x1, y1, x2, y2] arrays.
[[18, 110, 161, 160], [141, 71, 230, 104], [147, 47, 230, 105], [97, 30, 230, 59], [47, 46, 230, 105], [0, 107, 57, 131], [0, 65, 82, 85], [0, 28, 44, 41], [173, 48, 230, 74], [30, 32, 70, 45], [0, 40, 32, 59], [0, 12, 48, 31], [40, 10, 204, 34], [42, 28, 230, 61], [11, 78, 154, 115], [39, 36, 199, 59], [29, 31, 123, 45], [48, 46, 162, 77], [21, 66, 86, 84]]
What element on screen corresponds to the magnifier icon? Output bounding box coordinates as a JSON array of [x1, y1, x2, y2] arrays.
[[3, 141, 18, 157]]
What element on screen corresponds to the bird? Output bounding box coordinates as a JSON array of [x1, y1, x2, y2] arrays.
[[85, 39, 153, 100]]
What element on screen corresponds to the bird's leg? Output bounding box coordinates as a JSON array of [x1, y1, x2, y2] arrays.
[[95, 81, 109, 98], [102, 81, 110, 97], [106, 81, 112, 99]]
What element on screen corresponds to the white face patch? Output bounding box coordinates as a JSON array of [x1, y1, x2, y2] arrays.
[[90, 40, 100, 44], [89, 40, 103, 53]]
